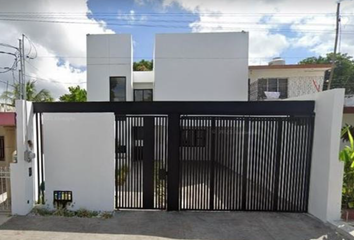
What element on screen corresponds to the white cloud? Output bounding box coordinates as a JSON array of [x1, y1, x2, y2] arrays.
[[0, 0, 114, 100], [117, 9, 148, 24], [162, 0, 354, 64]]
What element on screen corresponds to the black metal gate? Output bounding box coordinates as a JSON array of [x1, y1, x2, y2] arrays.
[[179, 116, 314, 212], [115, 115, 168, 209], [33, 101, 315, 213]]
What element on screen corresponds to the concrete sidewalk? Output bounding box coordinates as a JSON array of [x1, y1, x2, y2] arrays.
[[0, 214, 11, 227], [0, 211, 348, 240]]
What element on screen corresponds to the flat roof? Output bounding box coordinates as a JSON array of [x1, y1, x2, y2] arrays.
[[249, 64, 332, 70]]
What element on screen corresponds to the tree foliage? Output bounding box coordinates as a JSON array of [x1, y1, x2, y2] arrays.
[[59, 86, 87, 102], [0, 80, 53, 105], [133, 59, 153, 71], [299, 53, 354, 94]]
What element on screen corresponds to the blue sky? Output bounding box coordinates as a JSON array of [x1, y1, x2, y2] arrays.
[[86, 0, 315, 64], [87, 0, 199, 61]]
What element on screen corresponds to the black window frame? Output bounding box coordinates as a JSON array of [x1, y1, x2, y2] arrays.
[[180, 129, 206, 147], [132, 126, 144, 140], [110, 76, 127, 102], [134, 89, 153, 102], [0, 136, 4, 161], [257, 78, 288, 100]]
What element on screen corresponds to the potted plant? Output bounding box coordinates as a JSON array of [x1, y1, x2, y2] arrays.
[[340, 125, 354, 220]]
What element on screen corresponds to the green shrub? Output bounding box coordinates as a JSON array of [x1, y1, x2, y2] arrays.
[[340, 125, 354, 208], [76, 208, 98, 218]]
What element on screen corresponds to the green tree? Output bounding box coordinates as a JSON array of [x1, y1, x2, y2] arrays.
[[133, 59, 153, 71], [0, 80, 53, 106], [59, 86, 87, 102], [299, 53, 354, 94]]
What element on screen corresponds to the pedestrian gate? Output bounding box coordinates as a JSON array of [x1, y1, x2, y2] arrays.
[[34, 101, 315, 212]]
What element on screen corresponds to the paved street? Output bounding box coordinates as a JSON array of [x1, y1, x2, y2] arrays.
[[0, 211, 348, 240]]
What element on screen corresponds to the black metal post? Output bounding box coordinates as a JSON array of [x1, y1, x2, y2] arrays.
[[209, 118, 216, 210], [143, 117, 155, 209], [273, 119, 283, 211], [241, 117, 249, 210], [167, 113, 180, 211]]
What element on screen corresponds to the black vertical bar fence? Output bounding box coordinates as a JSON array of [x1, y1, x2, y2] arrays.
[[33, 101, 315, 213], [115, 115, 168, 210], [178, 115, 314, 212]]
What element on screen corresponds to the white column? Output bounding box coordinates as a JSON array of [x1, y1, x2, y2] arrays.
[[10, 100, 35, 215], [288, 89, 345, 222]]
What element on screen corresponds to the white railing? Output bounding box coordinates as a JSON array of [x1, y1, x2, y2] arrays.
[[0, 166, 11, 212]]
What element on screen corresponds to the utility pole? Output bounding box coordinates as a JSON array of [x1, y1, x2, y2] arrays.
[[327, 2, 341, 90], [17, 35, 27, 100], [18, 39, 23, 100], [22, 34, 26, 101]]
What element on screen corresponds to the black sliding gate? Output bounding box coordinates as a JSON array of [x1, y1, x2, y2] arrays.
[[34, 101, 315, 212]]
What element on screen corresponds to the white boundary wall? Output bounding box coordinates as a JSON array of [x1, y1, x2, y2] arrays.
[[288, 89, 345, 222], [11, 100, 36, 215], [43, 113, 115, 211]]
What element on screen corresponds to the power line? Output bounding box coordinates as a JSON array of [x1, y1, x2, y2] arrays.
[[1, 18, 353, 35], [0, 11, 352, 15]]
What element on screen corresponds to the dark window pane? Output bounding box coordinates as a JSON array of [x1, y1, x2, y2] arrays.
[[134, 89, 153, 102], [134, 90, 143, 102], [258, 79, 267, 100], [117, 145, 126, 154], [133, 126, 144, 140], [110, 77, 126, 102], [133, 146, 143, 161], [181, 129, 195, 147], [195, 130, 206, 147], [0, 136, 4, 161], [268, 78, 278, 92], [143, 89, 153, 101], [278, 79, 288, 99]]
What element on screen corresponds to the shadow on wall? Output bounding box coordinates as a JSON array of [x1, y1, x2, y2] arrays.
[[0, 211, 345, 240]]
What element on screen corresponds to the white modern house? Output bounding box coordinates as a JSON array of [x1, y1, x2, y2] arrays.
[[87, 32, 249, 102]]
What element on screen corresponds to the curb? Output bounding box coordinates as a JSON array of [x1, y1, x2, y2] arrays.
[[329, 220, 354, 240]]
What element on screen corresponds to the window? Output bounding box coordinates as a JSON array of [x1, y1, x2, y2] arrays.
[[133, 126, 144, 140], [134, 89, 153, 102], [110, 77, 126, 102], [258, 78, 288, 100], [180, 129, 206, 147], [0, 136, 4, 161]]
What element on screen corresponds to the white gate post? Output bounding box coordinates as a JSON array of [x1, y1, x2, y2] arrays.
[[10, 100, 36, 215]]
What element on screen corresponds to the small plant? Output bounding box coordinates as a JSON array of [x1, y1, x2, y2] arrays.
[[117, 164, 129, 186], [76, 208, 98, 218], [100, 212, 113, 219], [340, 125, 354, 209], [32, 206, 109, 219], [32, 206, 53, 216]]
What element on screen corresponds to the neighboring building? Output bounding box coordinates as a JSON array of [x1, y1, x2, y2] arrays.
[[0, 110, 16, 168], [87, 32, 249, 102], [249, 59, 331, 101]]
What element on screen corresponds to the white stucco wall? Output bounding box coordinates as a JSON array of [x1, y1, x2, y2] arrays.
[[42, 113, 115, 212], [288, 89, 345, 222], [133, 71, 154, 92], [154, 32, 249, 101], [87, 34, 133, 101], [11, 100, 36, 215]]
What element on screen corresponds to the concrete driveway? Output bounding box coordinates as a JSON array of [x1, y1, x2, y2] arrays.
[[0, 211, 348, 240]]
